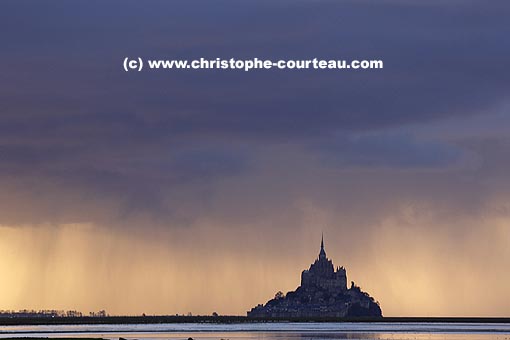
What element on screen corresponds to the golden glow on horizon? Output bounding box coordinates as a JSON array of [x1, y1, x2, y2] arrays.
[[0, 210, 509, 316]]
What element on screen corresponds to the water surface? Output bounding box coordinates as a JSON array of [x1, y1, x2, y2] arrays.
[[1, 322, 510, 340]]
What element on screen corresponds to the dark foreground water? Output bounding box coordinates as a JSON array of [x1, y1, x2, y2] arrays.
[[1, 323, 510, 340]]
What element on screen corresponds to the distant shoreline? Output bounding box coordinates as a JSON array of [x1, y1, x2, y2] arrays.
[[0, 338, 105, 340], [0, 316, 509, 326]]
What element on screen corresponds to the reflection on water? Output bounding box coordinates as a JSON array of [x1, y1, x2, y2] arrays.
[[1, 323, 510, 340]]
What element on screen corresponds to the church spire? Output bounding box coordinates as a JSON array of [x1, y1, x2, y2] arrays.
[[319, 233, 326, 260]]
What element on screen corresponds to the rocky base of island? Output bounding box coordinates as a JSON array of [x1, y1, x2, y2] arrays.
[[248, 281, 382, 318]]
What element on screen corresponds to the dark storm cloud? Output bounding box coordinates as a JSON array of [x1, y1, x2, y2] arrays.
[[1, 0, 509, 226], [318, 133, 462, 168], [2, 0, 509, 131]]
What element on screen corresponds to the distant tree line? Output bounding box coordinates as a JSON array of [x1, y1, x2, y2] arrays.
[[0, 309, 108, 318]]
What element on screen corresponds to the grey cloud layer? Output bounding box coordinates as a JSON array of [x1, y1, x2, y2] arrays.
[[1, 0, 509, 227]]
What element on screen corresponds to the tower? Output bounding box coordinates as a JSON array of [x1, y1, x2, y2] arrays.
[[300, 233, 347, 291], [319, 233, 326, 260]]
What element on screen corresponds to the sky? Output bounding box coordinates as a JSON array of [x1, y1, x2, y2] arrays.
[[1, 0, 510, 316]]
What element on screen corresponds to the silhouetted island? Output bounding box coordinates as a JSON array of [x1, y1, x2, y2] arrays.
[[248, 235, 382, 318]]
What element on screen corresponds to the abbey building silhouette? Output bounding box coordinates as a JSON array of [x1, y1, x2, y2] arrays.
[[248, 235, 382, 318], [301, 236, 347, 291]]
